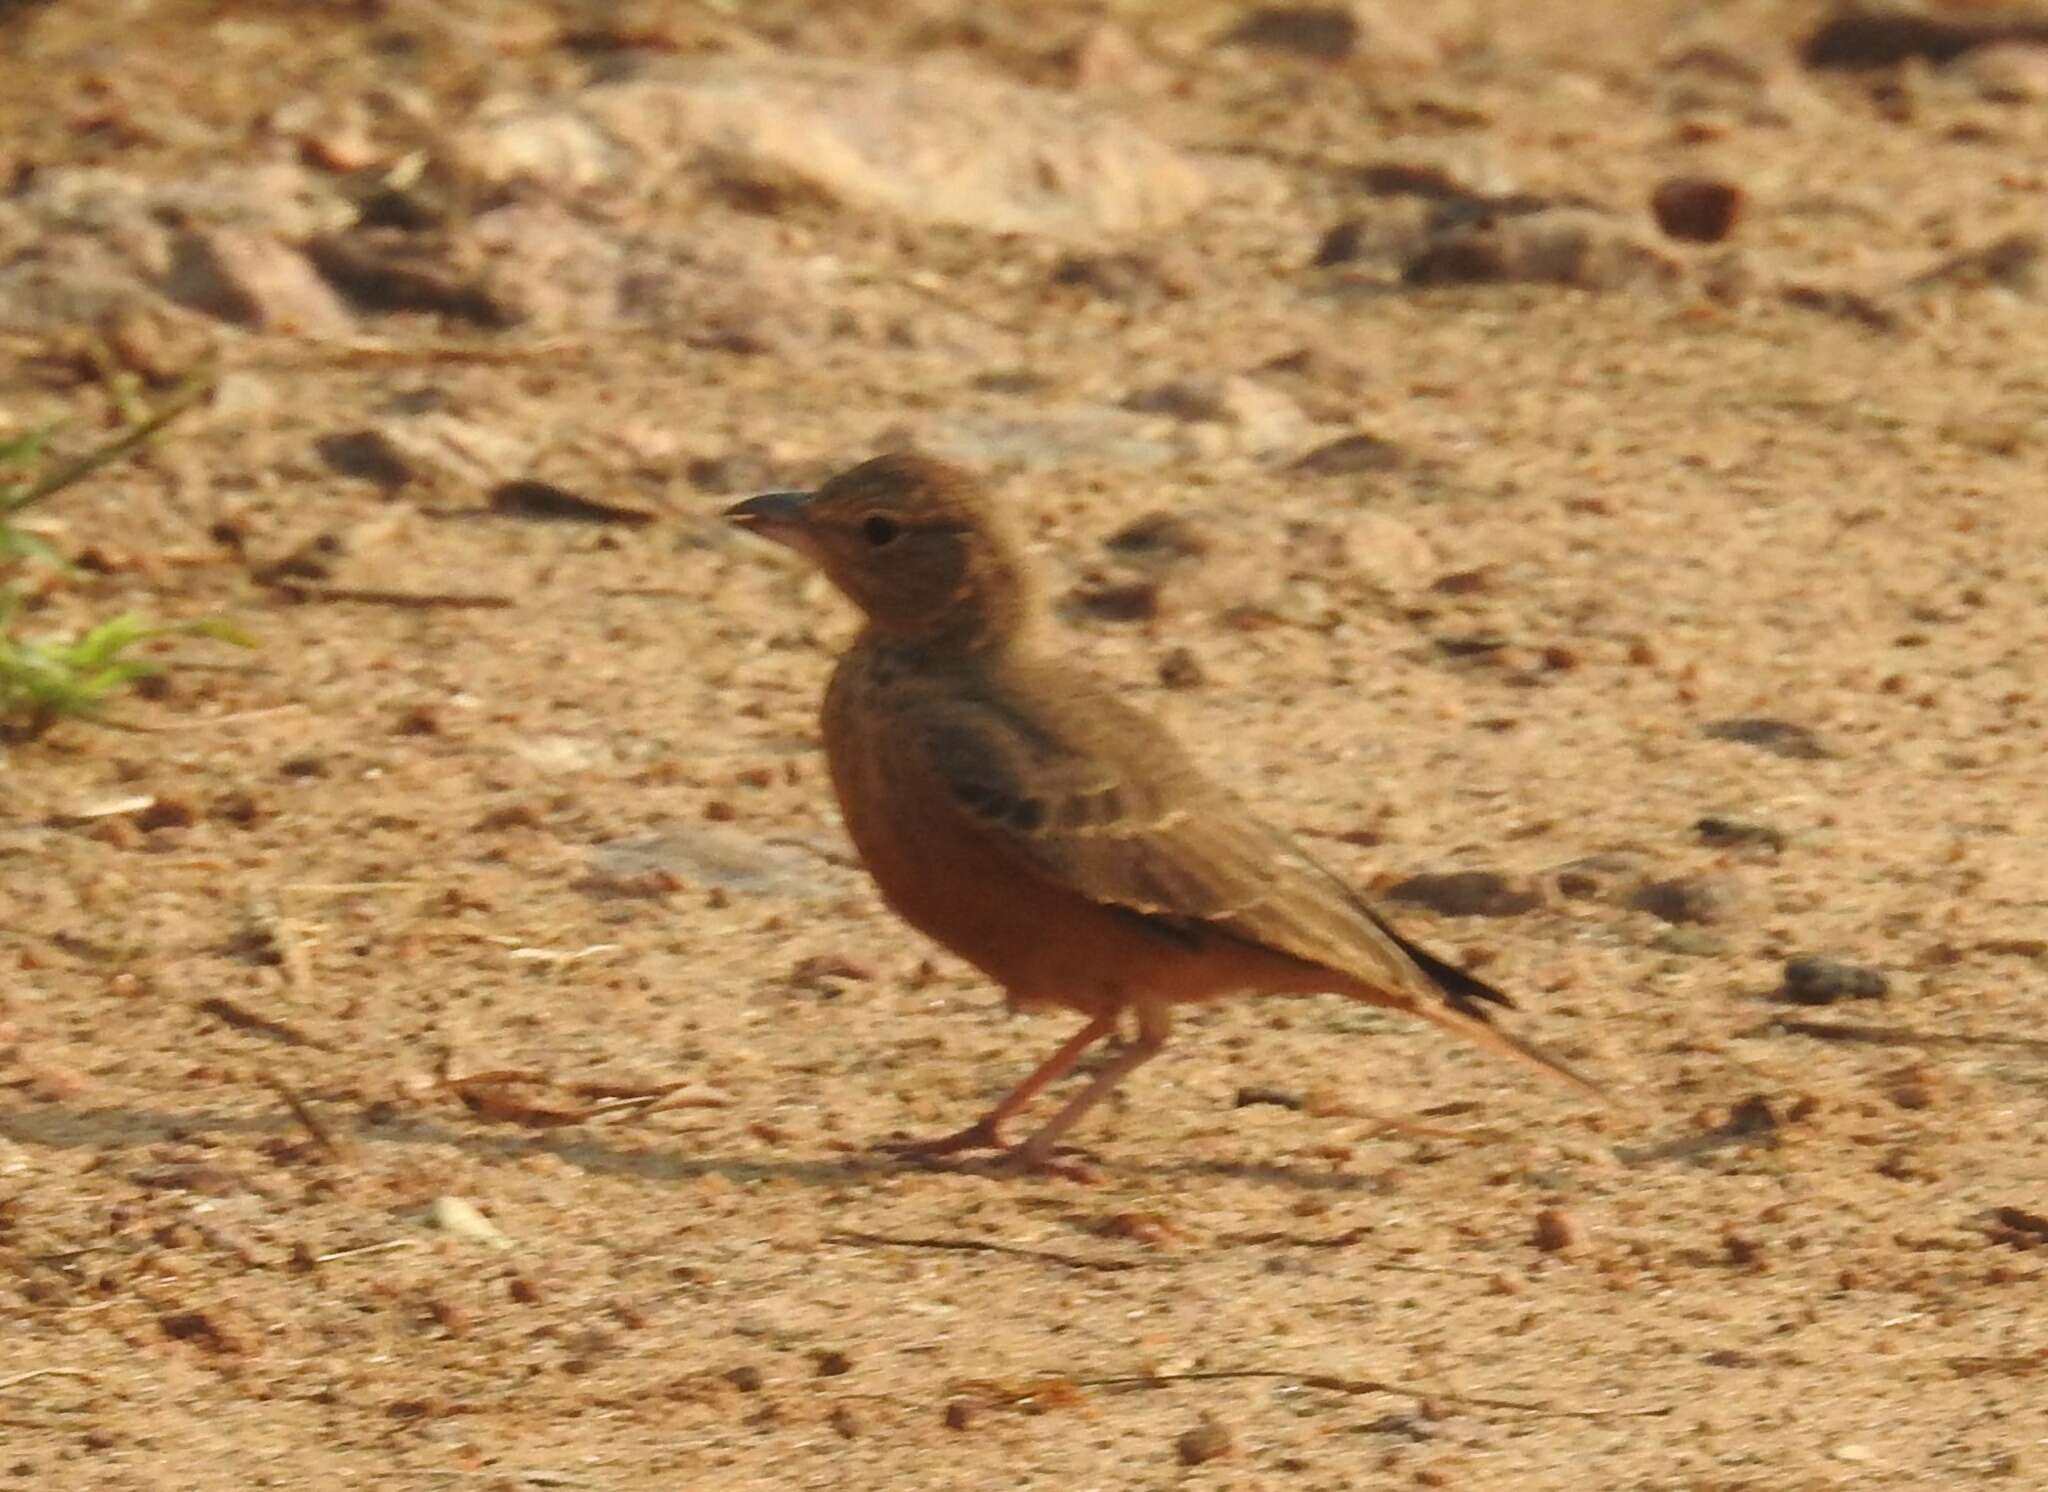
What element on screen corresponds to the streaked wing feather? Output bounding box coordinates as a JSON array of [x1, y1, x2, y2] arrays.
[[910, 681, 1435, 997]]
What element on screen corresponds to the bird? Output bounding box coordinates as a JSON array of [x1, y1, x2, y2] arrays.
[[725, 452, 1602, 1173]]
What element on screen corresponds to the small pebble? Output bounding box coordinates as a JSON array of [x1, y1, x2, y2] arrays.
[[1099, 1210, 1178, 1248], [1694, 814, 1787, 851], [1650, 176, 1743, 243], [1176, 1416, 1233, 1466], [1430, 567, 1495, 596], [1701, 717, 1834, 760], [1311, 219, 1367, 267], [1725, 1095, 1781, 1135], [134, 797, 197, 831], [157, 1306, 255, 1355], [1226, 6, 1365, 61], [1157, 645, 1206, 689], [1104, 511, 1209, 566], [425, 1295, 471, 1336], [1071, 578, 1161, 622], [1532, 1207, 1578, 1253], [1781, 956, 1887, 1005], [1235, 1084, 1304, 1110], [1048, 250, 1186, 303], [1632, 874, 1742, 926], [210, 791, 264, 827], [791, 953, 877, 985], [1293, 430, 1406, 474], [421, 1196, 512, 1250], [1385, 870, 1541, 918]]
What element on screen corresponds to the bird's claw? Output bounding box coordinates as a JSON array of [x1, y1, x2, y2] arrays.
[[981, 1147, 1098, 1181], [872, 1125, 1101, 1179], [872, 1120, 1006, 1160], [920, 1145, 1103, 1182]]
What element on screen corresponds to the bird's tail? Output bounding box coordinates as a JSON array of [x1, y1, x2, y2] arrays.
[[1353, 912, 1608, 1102], [1402, 992, 1610, 1102]]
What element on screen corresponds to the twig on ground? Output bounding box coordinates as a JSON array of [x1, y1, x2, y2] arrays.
[[196, 995, 329, 1049], [312, 1239, 415, 1265], [1, 364, 216, 516], [261, 337, 590, 370], [261, 1070, 349, 1160], [1212, 1226, 1494, 1275], [1760, 1017, 2048, 1054], [1073, 1368, 1672, 1421], [0, 1369, 94, 1391], [96, 703, 305, 734], [824, 1229, 1156, 1273], [260, 581, 514, 610]]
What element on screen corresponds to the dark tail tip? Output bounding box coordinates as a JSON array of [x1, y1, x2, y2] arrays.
[[1376, 918, 1516, 1017]]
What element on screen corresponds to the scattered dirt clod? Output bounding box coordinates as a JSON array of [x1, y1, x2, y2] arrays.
[[1176, 1415, 1233, 1465], [1533, 1208, 1580, 1254]]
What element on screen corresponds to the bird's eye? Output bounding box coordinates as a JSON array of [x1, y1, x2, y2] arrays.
[[860, 514, 901, 548]]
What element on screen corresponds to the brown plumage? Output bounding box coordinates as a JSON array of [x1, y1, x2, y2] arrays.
[[726, 452, 1602, 1172]]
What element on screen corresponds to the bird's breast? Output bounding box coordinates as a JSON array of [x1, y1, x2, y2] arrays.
[[820, 654, 1111, 1009]]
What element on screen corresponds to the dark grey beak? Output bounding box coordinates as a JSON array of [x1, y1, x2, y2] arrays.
[[723, 491, 812, 538]]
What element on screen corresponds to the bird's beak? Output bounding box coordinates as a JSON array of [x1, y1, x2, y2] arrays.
[[723, 490, 814, 550]]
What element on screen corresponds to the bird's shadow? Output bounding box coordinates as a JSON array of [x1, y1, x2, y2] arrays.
[[0, 1101, 879, 1190], [1, 1100, 1416, 1195]]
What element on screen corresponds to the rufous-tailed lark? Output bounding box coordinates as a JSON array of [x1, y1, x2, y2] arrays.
[[727, 452, 1600, 1173]]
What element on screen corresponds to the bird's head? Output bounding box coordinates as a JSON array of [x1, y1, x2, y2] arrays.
[[724, 452, 1035, 651]]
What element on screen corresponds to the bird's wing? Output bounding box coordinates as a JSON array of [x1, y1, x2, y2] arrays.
[[900, 671, 1487, 1010], [892, 667, 1603, 1100]]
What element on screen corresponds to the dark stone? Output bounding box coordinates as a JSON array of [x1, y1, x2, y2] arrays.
[[1780, 955, 1888, 1005], [316, 430, 413, 489], [1701, 717, 1835, 760], [1312, 219, 1366, 266], [1695, 815, 1788, 851], [1651, 177, 1743, 243], [1801, 11, 2048, 70], [1224, 6, 1361, 61], [1385, 869, 1542, 918], [1293, 432, 1406, 474]]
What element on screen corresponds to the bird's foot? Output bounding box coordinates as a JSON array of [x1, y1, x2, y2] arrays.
[[875, 1123, 1102, 1180], [872, 1118, 1006, 1160], [984, 1146, 1099, 1181]]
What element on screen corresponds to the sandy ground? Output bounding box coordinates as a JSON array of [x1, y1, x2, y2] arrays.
[[2, 1, 2045, 1488]]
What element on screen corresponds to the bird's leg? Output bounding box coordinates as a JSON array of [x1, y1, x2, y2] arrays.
[[994, 1002, 1172, 1174], [877, 1013, 1117, 1158]]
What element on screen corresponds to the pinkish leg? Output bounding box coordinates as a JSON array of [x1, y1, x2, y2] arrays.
[[878, 1013, 1118, 1158], [990, 1002, 1171, 1174]]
